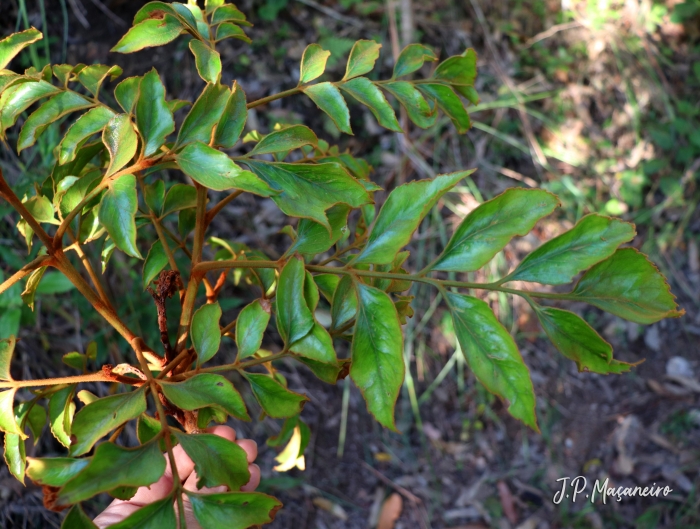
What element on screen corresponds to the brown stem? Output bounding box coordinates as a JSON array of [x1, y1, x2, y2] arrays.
[[0, 254, 53, 296], [67, 227, 113, 308], [0, 171, 55, 251], [0, 372, 111, 389], [205, 189, 243, 226], [246, 87, 301, 109]]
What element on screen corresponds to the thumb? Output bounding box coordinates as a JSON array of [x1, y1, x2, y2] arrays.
[[178, 469, 228, 528]]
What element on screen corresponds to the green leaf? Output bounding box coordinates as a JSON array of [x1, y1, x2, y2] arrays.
[[383, 81, 436, 129], [508, 214, 635, 285], [350, 282, 403, 431], [173, 431, 250, 490], [355, 171, 471, 265], [177, 83, 230, 146], [0, 28, 43, 70], [340, 77, 401, 132], [98, 174, 142, 259], [58, 106, 115, 164], [299, 44, 331, 84], [69, 388, 147, 456], [235, 299, 271, 360], [1, 80, 61, 133], [434, 50, 477, 87], [302, 83, 352, 135], [418, 83, 471, 133], [211, 4, 250, 25], [191, 302, 222, 365], [344, 40, 381, 80], [314, 274, 339, 302], [244, 373, 308, 418], [331, 275, 357, 331], [304, 271, 320, 312], [0, 336, 15, 381], [136, 69, 174, 156], [245, 161, 370, 231], [76, 64, 122, 96], [4, 431, 26, 482], [447, 292, 538, 431], [115, 76, 141, 114], [276, 256, 315, 345], [17, 91, 92, 152], [393, 43, 437, 78], [49, 386, 75, 448], [249, 125, 318, 156], [58, 441, 165, 507], [216, 23, 251, 43], [21, 266, 46, 311], [432, 188, 560, 272], [0, 389, 23, 437], [214, 81, 247, 148], [26, 457, 90, 487], [111, 15, 183, 53], [35, 271, 74, 294], [571, 248, 683, 324], [159, 373, 250, 421], [176, 142, 274, 196], [23, 195, 56, 223], [103, 113, 138, 176], [290, 323, 337, 366], [143, 240, 168, 289], [105, 496, 176, 529], [63, 352, 86, 371], [61, 505, 97, 529], [144, 179, 165, 215], [136, 414, 162, 445], [186, 491, 282, 529], [284, 205, 350, 256], [178, 209, 196, 238], [535, 307, 633, 374], [161, 184, 196, 218], [189, 41, 222, 84]]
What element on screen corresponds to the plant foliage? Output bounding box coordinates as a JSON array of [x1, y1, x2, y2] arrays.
[[0, 2, 683, 527]]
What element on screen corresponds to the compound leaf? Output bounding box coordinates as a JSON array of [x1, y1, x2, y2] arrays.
[[186, 491, 282, 529], [159, 374, 249, 421], [447, 292, 538, 431], [235, 299, 270, 360], [302, 82, 351, 134], [508, 214, 635, 285], [244, 373, 308, 418], [355, 171, 472, 265], [173, 431, 250, 490], [69, 388, 147, 456], [98, 174, 142, 259], [432, 188, 560, 272], [571, 248, 684, 324], [191, 302, 222, 366], [350, 282, 403, 431], [299, 44, 330, 84]]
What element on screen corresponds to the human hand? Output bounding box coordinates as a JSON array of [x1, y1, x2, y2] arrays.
[[93, 425, 260, 528]]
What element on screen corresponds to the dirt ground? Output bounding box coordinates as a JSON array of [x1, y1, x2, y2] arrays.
[[1, 0, 699, 528]]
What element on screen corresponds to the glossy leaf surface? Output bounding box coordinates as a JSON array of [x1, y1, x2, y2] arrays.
[[191, 302, 222, 365], [235, 299, 270, 360], [159, 374, 250, 421], [135, 69, 174, 156], [174, 431, 250, 490], [187, 491, 282, 529], [244, 373, 308, 418], [98, 174, 142, 259]]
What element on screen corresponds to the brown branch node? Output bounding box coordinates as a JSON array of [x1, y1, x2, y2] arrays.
[[147, 270, 182, 364]]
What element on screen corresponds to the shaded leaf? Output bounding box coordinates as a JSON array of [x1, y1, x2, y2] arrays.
[[0, 336, 15, 381], [111, 16, 183, 54], [314, 274, 339, 303], [276, 256, 315, 345], [383, 81, 436, 129], [250, 125, 318, 156], [76, 64, 122, 96], [57, 441, 165, 507], [432, 188, 560, 272], [21, 266, 46, 311], [159, 374, 250, 421], [393, 44, 437, 78], [434, 50, 477, 87], [355, 171, 472, 265], [340, 77, 401, 132], [245, 161, 370, 231], [48, 386, 75, 448], [114, 76, 141, 114], [214, 81, 247, 148], [143, 180, 165, 215], [173, 431, 250, 490], [62, 352, 86, 371], [303, 82, 352, 134], [136, 69, 174, 156], [177, 83, 230, 146], [176, 142, 274, 196], [418, 83, 471, 133], [143, 240, 168, 289], [191, 302, 222, 365], [290, 323, 337, 366], [105, 496, 176, 529], [61, 505, 97, 529], [299, 44, 331, 84], [216, 23, 251, 43], [284, 205, 350, 257], [26, 457, 89, 487], [69, 388, 147, 456], [162, 183, 196, 217], [331, 275, 357, 331], [344, 40, 381, 80], [508, 214, 635, 285], [350, 282, 403, 431], [236, 299, 270, 360], [535, 307, 634, 374], [244, 373, 308, 418], [98, 174, 142, 259], [447, 292, 538, 431], [571, 248, 684, 324], [190, 40, 221, 84], [187, 491, 282, 529]]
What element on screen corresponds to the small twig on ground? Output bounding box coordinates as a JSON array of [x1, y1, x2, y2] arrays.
[[523, 21, 581, 48], [294, 0, 363, 28]]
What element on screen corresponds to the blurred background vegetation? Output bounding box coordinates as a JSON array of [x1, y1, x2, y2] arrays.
[[1, 0, 700, 528]]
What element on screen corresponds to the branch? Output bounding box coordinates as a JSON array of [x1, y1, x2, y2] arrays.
[[0, 254, 53, 296], [0, 170, 55, 251], [0, 372, 112, 389], [205, 189, 243, 226], [246, 87, 301, 109]]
